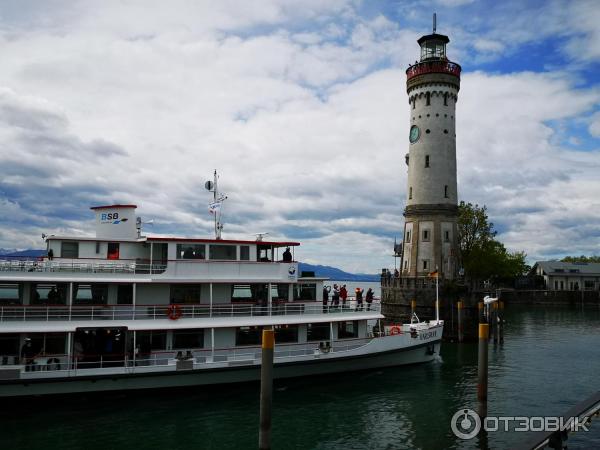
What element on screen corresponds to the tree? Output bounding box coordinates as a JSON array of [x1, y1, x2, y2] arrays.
[[561, 255, 600, 263], [457, 201, 528, 286]]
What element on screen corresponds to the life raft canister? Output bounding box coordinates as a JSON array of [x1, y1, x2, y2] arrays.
[[167, 304, 183, 320]]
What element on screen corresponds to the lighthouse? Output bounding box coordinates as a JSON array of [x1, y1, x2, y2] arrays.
[[400, 17, 461, 280]]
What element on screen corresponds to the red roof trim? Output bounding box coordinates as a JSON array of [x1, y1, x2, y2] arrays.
[[90, 204, 137, 210], [146, 236, 300, 247]]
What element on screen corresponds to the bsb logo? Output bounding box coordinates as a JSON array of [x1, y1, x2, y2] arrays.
[[100, 212, 128, 225]]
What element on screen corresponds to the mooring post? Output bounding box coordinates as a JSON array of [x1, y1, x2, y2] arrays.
[[499, 300, 504, 343], [492, 302, 499, 344], [478, 301, 484, 324], [411, 299, 416, 318], [457, 300, 463, 343], [259, 327, 275, 450], [477, 321, 489, 419]]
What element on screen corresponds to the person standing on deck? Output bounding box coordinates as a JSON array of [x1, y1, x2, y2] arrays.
[[282, 247, 293, 262], [340, 285, 348, 307], [20, 338, 37, 372], [331, 284, 340, 308], [355, 287, 364, 310], [322, 286, 330, 313], [365, 288, 374, 311]]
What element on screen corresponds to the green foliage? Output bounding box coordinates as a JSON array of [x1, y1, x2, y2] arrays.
[[457, 201, 528, 284], [561, 255, 600, 263]]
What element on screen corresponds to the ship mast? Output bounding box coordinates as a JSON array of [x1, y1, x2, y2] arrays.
[[206, 170, 227, 239]]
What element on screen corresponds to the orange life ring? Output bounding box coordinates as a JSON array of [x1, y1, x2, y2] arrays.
[[167, 304, 183, 320], [390, 326, 401, 335]]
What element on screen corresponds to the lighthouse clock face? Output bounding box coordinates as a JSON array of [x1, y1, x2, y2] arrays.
[[409, 125, 420, 143]]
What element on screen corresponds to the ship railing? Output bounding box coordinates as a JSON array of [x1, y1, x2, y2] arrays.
[[0, 302, 382, 322], [0, 258, 167, 274], [14, 337, 375, 375]]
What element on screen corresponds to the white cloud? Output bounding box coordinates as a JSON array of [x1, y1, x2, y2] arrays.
[[0, 1, 598, 273]]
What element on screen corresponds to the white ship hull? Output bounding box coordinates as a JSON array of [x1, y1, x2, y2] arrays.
[[0, 325, 442, 398]]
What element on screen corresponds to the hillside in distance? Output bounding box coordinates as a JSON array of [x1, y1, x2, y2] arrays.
[[298, 262, 379, 282]]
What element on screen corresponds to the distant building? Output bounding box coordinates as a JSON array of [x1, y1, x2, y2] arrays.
[[530, 261, 600, 291]]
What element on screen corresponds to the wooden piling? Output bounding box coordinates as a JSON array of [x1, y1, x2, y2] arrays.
[[259, 327, 275, 450], [477, 322, 489, 419], [457, 300, 463, 343]]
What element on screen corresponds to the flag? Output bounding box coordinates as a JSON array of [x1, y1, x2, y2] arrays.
[[428, 270, 438, 278], [208, 201, 221, 215]]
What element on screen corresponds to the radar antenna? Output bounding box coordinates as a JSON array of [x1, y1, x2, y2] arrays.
[[205, 170, 228, 239]]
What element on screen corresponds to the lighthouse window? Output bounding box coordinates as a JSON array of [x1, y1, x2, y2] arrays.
[[444, 93, 448, 106], [444, 231, 450, 242], [425, 155, 430, 168], [426, 92, 430, 106], [406, 230, 411, 243], [422, 230, 430, 241], [409, 187, 413, 199], [422, 260, 429, 270], [444, 129, 448, 134], [425, 129, 430, 134], [444, 185, 449, 198], [412, 98, 416, 109]]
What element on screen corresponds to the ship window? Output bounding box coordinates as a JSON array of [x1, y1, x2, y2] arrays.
[[172, 329, 204, 349], [32, 283, 67, 305], [107, 243, 120, 260], [170, 285, 201, 304], [274, 325, 298, 343], [209, 244, 236, 260], [43, 333, 67, 355], [137, 330, 167, 351], [0, 283, 21, 305], [425, 155, 430, 167], [236, 326, 262, 346], [117, 284, 133, 305], [73, 283, 108, 304], [177, 244, 205, 260], [240, 246, 250, 261], [61, 242, 79, 258], [0, 333, 20, 358], [307, 323, 330, 342], [294, 283, 316, 301], [338, 321, 359, 339]]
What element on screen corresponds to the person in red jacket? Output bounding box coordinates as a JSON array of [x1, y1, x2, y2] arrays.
[[340, 285, 348, 307]]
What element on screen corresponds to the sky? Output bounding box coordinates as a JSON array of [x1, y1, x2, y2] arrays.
[[0, 0, 599, 273]]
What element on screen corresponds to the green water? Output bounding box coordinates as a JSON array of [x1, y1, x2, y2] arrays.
[[3, 306, 599, 449]]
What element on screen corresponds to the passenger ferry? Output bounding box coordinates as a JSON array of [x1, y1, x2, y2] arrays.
[[0, 203, 443, 398]]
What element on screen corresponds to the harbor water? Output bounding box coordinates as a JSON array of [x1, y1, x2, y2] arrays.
[[3, 304, 599, 449]]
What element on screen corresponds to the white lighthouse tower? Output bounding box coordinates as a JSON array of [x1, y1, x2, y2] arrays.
[[400, 16, 461, 280]]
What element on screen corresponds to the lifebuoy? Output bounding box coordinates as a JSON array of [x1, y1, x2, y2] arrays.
[[167, 304, 183, 320], [390, 326, 401, 335]]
